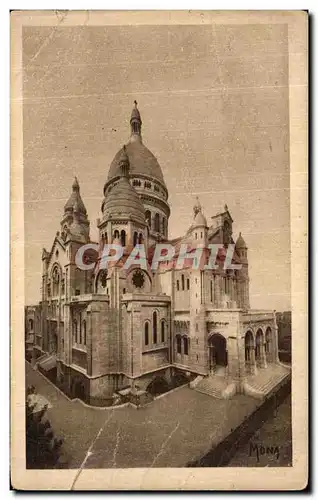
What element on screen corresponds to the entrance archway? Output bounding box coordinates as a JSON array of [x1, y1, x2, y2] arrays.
[[208, 334, 227, 373], [72, 378, 86, 401], [146, 376, 170, 396]]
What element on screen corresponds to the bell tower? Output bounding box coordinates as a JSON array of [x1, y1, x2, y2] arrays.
[[60, 177, 90, 241]]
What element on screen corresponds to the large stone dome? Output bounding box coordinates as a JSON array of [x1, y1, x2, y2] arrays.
[[107, 141, 166, 187], [103, 102, 170, 245]]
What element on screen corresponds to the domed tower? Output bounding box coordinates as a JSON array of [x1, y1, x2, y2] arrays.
[[99, 146, 148, 250], [235, 232, 250, 309], [60, 177, 90, 241], [103, 102, 170, 246], [190, 197, 208, 245]]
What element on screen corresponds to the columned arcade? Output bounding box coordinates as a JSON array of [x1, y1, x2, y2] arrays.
[[244, 326, 274, 375]]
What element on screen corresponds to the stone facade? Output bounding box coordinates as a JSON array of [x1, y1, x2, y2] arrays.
[[28, 103, 284, 405]]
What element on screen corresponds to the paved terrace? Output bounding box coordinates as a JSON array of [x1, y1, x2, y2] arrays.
[[26, 362, 260, 469]]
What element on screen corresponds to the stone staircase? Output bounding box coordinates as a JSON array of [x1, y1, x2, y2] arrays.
[[193, 375, 236, 399], [33, 352, 49, 368], [243, 363, 290, 400]]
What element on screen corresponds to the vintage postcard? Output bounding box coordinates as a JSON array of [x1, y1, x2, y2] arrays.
[[11, 10, 308, 490]]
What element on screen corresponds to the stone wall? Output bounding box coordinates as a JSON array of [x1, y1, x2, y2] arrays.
[[142, 349, 169, 372]]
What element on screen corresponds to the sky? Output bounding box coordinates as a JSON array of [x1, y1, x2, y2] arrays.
[[23, 23, 291, 310]]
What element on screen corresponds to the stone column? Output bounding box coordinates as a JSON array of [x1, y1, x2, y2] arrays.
[[273, 324, 280, 363], [181, 334, 184, 365], [131, 302, 142, 378], [226, 337, 239, 382], [215, 275, 221, 307], [260, 342, 267, 368], [229, 276, 233, 302], [249, 346, 257, 375], [127, 221, 133, 246], [86, 304, 93, 376], [88, 302, 101, 377], [209, 346, 216, 374]]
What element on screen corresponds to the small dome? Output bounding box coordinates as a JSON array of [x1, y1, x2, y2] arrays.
[[236, 232, 247, 248], [193, 210, 207, 227], [64, 177, 87, 215], [192, 196, 207, 227], [103, 176, 146, 224]]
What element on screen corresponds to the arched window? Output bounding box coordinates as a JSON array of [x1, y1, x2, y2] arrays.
[[144, 322, 149, 346], [114, 229, 119, 240], [153, 311, 157, 344], [52, 267, 60, 296], [79, 321, 82, 344], [184, 337, 189, 356], [138, 233, 143, 244], [83, 320, 86, 345], [162, 217, 166, 235], [145, 210, 151, 228], [154, 213, 160, 232], [121, 230, 126, 247], [29, 319, 34, 331], [73, 320, 77, 343], [176, 280, 180, 291], [133, 231, 138, 246], [176, 335, 182, 354], [161, 320, 165, 343], [181, 274, 185, 291], [187, 278, 190, 290]]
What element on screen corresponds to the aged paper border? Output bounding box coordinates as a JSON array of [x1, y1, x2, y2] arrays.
[[11, 10, 308, 490]]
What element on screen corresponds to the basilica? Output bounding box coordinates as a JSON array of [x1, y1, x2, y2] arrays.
[[27, 103, 290, 406]]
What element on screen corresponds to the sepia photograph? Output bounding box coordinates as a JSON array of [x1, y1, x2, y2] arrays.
[[11, 10, 307, 490]]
